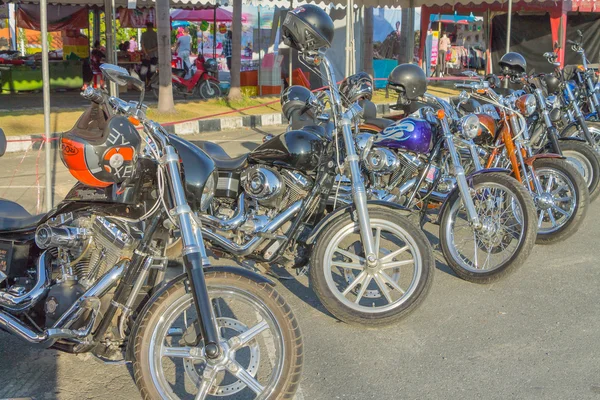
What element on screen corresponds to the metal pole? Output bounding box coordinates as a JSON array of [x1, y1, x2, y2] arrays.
[[258, 5, 262, 96], [506, 0, 512, 54], [345, 0, 350, 77], [288, 1, 293, 87], [8, 4, 16, 51], [213, 6, 217, 61], [104, 0, 117, 95], [40, 0, 52, 210]]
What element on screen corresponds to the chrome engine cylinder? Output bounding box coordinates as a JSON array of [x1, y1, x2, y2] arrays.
[[35, 225, 87, 249]]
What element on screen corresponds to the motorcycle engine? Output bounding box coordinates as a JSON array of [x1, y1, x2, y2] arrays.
[[34, 213, 136, 326]]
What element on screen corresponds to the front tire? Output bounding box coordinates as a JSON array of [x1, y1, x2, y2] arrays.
[[198, 80, 221, 99], [439, 172, 537, 284], [532, 158, 589, 244], [133, 271, 302, 400], [557, 139, 600, 201], [310, 206, 434, 326]]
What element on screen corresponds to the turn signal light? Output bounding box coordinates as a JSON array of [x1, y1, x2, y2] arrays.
[[128, 116, 140, 125], [436, 109, 445, 120]]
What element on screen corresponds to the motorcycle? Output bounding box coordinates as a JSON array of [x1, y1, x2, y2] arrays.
[[190, 49, 435, 325], [453, 81, 589, 243], [0, 64, 302, 399], [150, 54, 221, 99], [332, 70, 538, 283]]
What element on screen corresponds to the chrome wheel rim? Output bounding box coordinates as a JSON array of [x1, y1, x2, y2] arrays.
[[562, 149, 594, 188], [323, 218, 423, 313], [534, 168, 577, 234], [148, 285, 285, 399], [445, 182, 525, 273]]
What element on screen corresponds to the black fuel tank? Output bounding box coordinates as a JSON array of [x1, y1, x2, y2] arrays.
[[248, 128, 327, 172]]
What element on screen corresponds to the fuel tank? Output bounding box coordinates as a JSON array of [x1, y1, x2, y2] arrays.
[[375, 117, 432, 154], [248, 127, 328, 172]]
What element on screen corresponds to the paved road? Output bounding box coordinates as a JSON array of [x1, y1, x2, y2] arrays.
[[1, 127, 600, 400]]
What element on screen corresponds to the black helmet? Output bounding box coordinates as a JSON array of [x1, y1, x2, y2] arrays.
[[204, 58, 218, 73], [499, 52, 527, 76], [282, 5, 334, 53], [544, 73, 561, 94], [339, 72, 373, 107], [387, 64, 427, 100], [281, 85, 317, 121]]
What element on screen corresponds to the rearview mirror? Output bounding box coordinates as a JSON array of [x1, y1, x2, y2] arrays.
[[577, 29, 583, 38], [462, 70, 478, 78], [100, 63, 145, 107]]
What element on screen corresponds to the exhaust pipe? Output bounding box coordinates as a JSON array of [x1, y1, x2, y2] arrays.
[[0, 262, 125, 347], [201, 193, 247, 231], [0, 251, 50, 312]]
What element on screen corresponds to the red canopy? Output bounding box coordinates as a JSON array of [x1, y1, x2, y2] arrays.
[[171, 8, 247, 23]]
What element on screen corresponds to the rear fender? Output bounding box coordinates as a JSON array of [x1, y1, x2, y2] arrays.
[[125, 266, 273, 361], [305, 201, 411, 245], [438, 168, 511, 221]]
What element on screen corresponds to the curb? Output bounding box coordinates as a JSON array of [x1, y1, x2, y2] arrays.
[[4, 103, 395, 154]]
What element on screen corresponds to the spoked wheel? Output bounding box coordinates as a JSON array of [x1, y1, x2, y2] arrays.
[[562, 120, 600, 149], [198, 80, 222, 99], [439, 173, 537, 283], [532, 159, 589, 244], [134, 272, 302, 400], [557, 140, 600, 201], [310, 206, 434, 326]]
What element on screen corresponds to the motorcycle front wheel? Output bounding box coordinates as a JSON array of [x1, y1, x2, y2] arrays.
[[197, 80, 222, 99], [439, 172, 537, 284], [133, 271, 302, 400], [310, 206, 434, 326], [557, 138, 600, 201], [532, 158, 589, 244]]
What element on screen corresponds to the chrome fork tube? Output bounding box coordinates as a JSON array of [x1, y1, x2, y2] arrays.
[[163, 145, 221, 359], [441, 117, 481, 227], [321, 55, 376, 261]]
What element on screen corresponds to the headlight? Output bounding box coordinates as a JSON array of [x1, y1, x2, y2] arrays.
[[546, 95, 557, 109], [516, 94, 536, 116], [200, 170, 217, 212], [460, 114, 480, 139]]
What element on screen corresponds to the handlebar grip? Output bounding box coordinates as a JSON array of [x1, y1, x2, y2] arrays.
[[81, 86, 105, 104], [455, 83, 474, 89]]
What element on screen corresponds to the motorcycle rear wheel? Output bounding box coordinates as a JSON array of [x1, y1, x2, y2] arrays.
[[133, 271, 303, 400], [439, 172, 537, 284], [310, 206, 434, 326]]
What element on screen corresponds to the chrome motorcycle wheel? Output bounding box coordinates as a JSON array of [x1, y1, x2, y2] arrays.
[[439, 173, 537, 283], [310, 207, 434, 326], [134, 273, 303, 400]]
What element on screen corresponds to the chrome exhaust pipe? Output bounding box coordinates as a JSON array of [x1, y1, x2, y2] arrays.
[[0, 262, 125, 347], [0, 251, 50, 312], [201, 193, 247, 230], [202, 200, 302, 256]]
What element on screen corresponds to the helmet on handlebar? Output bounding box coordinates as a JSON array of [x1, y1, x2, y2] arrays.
[[387, 64, 427, 100], [499, 52, 527, 76], [61, 108, 142, 188], [543, 74, 561, 94], [281, 85, 318, 121], [282, 5, 334, 53], [339, 72, 373, 107], [204, 58, 218, 73]]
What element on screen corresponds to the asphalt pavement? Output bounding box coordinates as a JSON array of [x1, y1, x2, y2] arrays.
[[1, 126, 600, 400]]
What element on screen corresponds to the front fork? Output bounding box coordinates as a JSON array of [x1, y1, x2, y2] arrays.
[[586, 77, 600, 114], [340, 106, 377, 263], [163, 145, 221, 359], [440, 118, 481, 228], [566, 84, 597, 149]]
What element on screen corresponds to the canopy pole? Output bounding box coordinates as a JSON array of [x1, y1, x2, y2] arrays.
[[40, 0, 52, 211], [258, 5, 262, 96], [104, 0, 117, 95], [8, 4, 16, 51], [213, 6, 217, 61], [505, 0, 512, 54], [289, 1, 293, 87]]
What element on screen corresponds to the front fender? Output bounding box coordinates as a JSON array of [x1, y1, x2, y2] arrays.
[[559, 121, 584, 138], [524, 153, 564, 166], [125, 266, 273, 361], [305, 201, 411, 245], [438, 168, 511, 222]]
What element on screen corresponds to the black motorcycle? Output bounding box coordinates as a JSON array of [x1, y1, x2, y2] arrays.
[[0, 65, 302, 399]]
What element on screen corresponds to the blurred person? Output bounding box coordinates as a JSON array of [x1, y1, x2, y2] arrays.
[[129, 35, 138, 52], [438, 31, 451, 77], [175, 27, 192, 78], [223, 30, 232, 71], [141, 21, 158, 86], [90, 41, 105, 88]]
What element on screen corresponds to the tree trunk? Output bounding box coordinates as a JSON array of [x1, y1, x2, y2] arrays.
[[363, 7, 374, 77], [156, 0, 175, 113], [228, 0, 242, 100]]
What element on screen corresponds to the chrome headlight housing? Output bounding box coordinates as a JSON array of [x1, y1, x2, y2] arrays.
[[460, 114, 480, 139], [546, 95, 558, 109], [200, 169, 218, 212], [516, 94, 537, 117], [594, 82, 600, 94]]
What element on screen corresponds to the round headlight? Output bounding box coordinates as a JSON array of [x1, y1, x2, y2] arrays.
[[460, 114, 480, 139], [546, 95, 557, 109], [200, 169, 217, 212], [516, 94, 536, 117]]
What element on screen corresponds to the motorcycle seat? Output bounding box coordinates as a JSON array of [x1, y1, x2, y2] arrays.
[[363, 118, 393, 130], [0, 199, 44, 231], [192, 141, 248, 171]]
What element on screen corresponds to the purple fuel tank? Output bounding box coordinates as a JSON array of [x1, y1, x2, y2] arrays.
[[375, 117, 432, 154]]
